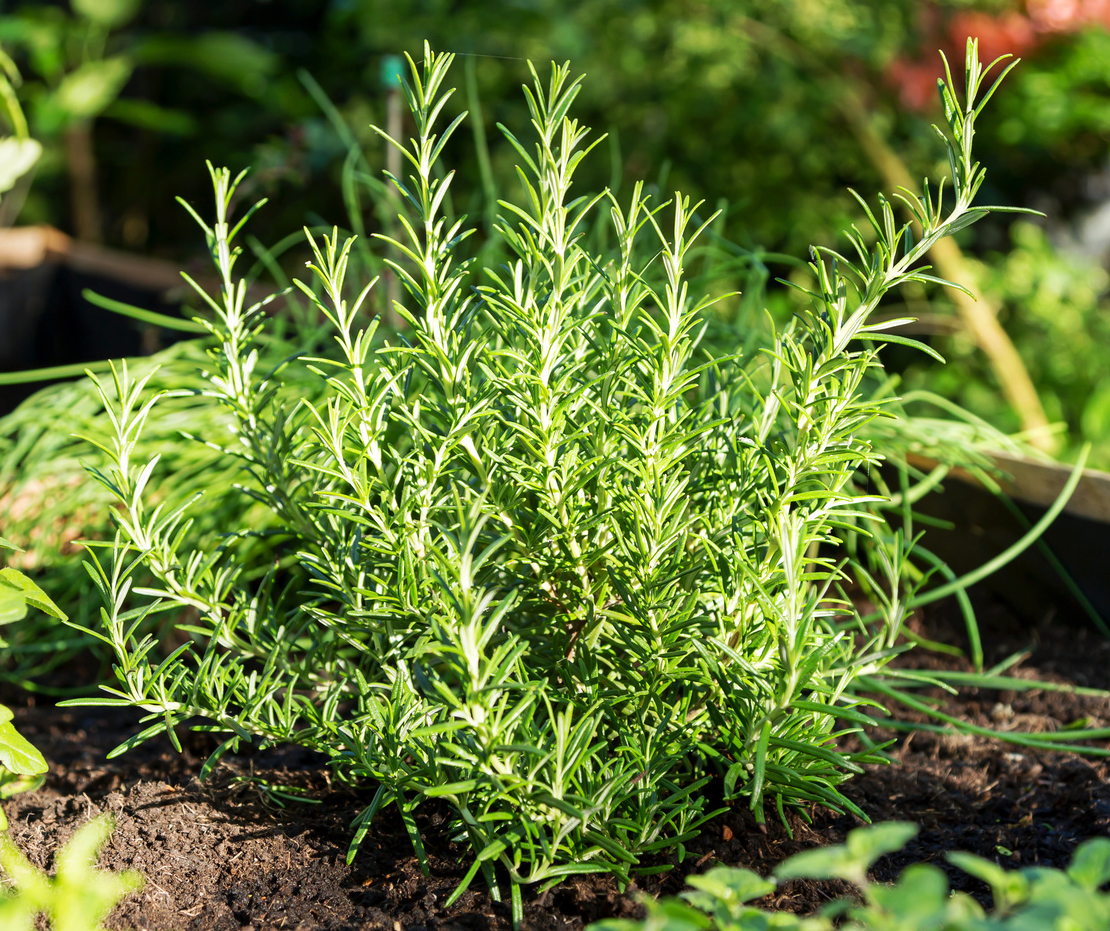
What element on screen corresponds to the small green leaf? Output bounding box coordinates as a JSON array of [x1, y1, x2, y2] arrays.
[[0, 584, 27, 625], [639, 898, 714, 931], [866, 863, 950, 925], [54, 57, 133, 121], [1068, 837, 1110, 893], [0, 722, 47, 777], [0, 138, 41, 195], [0, 569, 67, 622], [685, 865, 775, 906], [846, 821, 918, 868], [775, 844, 861, 883], [723, 761, 745, 798], [421, 780, 479, 797], [0, 771, 45, 800], [948, 850, 1030, 911], [942, 208, 989, 236], [71, 0, 143, 28]]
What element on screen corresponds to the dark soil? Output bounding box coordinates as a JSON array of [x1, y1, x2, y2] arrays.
[[3, 595, 1109, 931]]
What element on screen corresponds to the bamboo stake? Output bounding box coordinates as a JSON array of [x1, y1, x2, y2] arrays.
[[64, 121, 103, 244]]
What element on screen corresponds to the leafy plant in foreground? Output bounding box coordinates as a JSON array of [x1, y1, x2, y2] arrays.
[[64, 39, 1029, 917], [0, 538, 55, 823], [0, 538, 65, 629], [0, 543, 141, 930], [589, 821, 1110, 931], [0, 701, 46, 831], [0, 814, 145, 931]]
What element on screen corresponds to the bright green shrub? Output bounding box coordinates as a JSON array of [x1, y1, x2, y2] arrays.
[[63, 40, 1024, 918]]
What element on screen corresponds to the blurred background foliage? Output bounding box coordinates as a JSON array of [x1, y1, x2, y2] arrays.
[[1, 1, 1106, 252], [0, 0, 1109, 454]]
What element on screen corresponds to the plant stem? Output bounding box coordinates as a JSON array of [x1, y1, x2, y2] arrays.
[[734, 15, 1054, 453], [835, 84, 1055, 453]]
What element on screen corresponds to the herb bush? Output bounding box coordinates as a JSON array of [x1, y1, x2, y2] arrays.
[[65, 41, 1027, 913]]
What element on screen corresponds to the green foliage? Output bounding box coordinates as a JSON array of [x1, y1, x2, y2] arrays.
[[0, 1, 286, 229], [0, 814, 145, 931], [0, 0, 277, 136], [0, 333, 331, 688], [0, 702, 47, 831], [0, 4, 136, 137], [0, 538, 54, 826], [982, 26, 1110, 163], [62, 39, 1019, 906], [589, 822, 1110, 931], [0, 48, 40, 195]]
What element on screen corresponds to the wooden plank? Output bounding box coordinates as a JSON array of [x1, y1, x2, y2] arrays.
[[0, 225, 183, 292], [907, 450, 1110, 524]]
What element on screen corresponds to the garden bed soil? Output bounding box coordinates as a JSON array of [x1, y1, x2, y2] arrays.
[[3, 594, 1109, 931]]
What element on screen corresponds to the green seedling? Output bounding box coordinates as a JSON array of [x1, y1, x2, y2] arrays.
[[0, 703, 47, 830], [0, 539, 66, 627], [590, 822, 1110, 931], [0, 538, 57, 826], [0, 814, 145, 931]]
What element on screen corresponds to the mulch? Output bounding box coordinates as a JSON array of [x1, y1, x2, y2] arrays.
[[3, 594, 1108, 931]]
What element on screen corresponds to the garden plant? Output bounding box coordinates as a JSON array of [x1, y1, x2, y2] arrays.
[[0, 537, 57, 826], [589, 822, 1110, 931], [39, 38, 1104, 927], [0, 540, 142, 931], [0, 814, 145, 931]]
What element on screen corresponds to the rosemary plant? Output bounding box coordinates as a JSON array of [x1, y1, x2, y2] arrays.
[[65, 41, 1027, 915]]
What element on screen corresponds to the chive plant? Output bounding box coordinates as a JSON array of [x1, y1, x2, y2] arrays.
[[66, 40, 1028, 916]]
